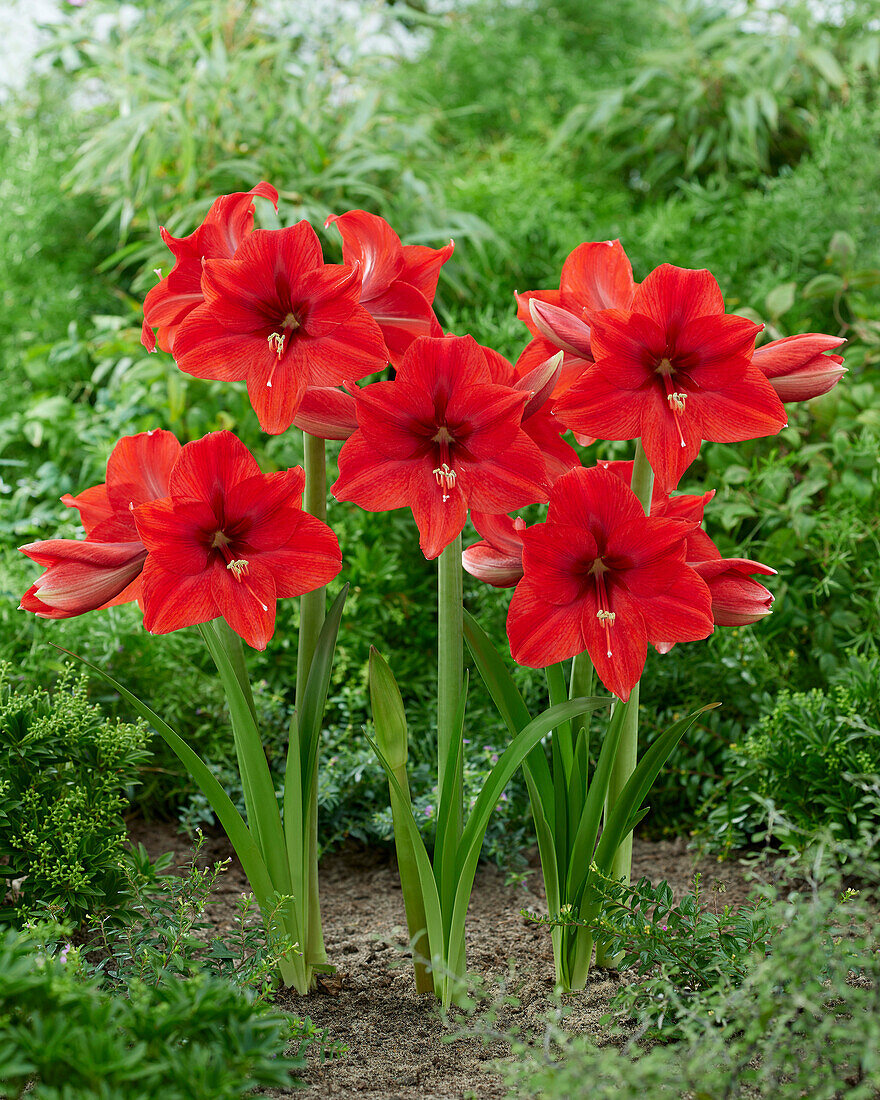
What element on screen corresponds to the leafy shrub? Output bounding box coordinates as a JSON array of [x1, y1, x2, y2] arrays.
[[554, 0, 880, 191], [498, 872, 880, 1098], [0, 923, 304, 1100], [0, 664, 150, 925], [86, 836, 296, 999], [588, 871, 775, 1036], [705, 657, 880, 853]]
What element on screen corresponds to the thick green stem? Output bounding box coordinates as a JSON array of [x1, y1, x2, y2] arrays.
[[297, 431, 328, 979], [596, 439, 653, 966], [437, 535, 464, 844]]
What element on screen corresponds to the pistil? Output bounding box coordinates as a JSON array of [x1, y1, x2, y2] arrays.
[[592, 565, 615, 658], [656, 360, 688, 449]]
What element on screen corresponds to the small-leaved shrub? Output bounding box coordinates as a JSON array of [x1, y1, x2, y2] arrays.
[[0, 663, 150, 925], [705, 656, 880, 853]]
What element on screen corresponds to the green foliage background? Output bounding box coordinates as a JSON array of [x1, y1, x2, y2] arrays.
[[2, 0, 879, 859]]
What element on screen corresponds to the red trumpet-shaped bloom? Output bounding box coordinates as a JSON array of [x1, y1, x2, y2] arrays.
[[325, 209, 453, 365], [752, 333, 846, 403], [507, 465, 714, 700], [514, 239, 638, 397], [600, 459, 775, 642], [172, 222, 389, 435], [142, 183, 278, 355], [332, 335, 550, 560], [133, 432, 341, 650], [20, 430, 181, 618], [554, 265, 788, 493]]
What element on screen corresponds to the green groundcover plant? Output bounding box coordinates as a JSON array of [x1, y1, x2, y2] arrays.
[[0, 923, 305, 1100], [487, 861, 880, 1098]]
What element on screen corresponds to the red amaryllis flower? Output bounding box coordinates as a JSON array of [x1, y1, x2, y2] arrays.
[[554, 264, 788, 493], [507, 465, 714, 700], [20, 431, 181, 618], [172, 222, 388, 435], [514, 240, 637, 397], [752, 334, 846, 402], [325, 209, 453, 365], [132, 431, 341, 650], [332, 334, 550, 559], [142, 183, 278, 355], [462, 512, 526, 588], [600, 458, 775, 641]]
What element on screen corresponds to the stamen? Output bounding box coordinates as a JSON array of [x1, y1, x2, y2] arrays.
[[593, 569, 615, 658], [226, 559, 250, 578], [658, 370, 688, 449], [432, 463, 457, 502], [266, 332, 285, 387]]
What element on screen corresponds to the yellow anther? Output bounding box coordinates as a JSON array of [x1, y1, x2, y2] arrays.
[[667, 391, 687, 412], [267, 332, 285, 360], [226, 559, 250, 579], [596, 610, 616, 623]]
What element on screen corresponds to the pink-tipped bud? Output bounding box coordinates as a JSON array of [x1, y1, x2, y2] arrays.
[[752, 334, 846, 403], [528, 298, 593, 358]]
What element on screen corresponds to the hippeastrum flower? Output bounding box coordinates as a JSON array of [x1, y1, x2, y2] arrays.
[[142, 183, 278, 355], [172, 222, 389, 435], [332, 334, 551, 559], [132, 431, 341, 650], [514, 239, 638, 397], [20, 430, 181, 618], [325, 209, 453, 365], [752, 333, 846, 403], [507, 464, 714, 700], [462, 512, 527, 588], [554, 264, 788, 493], [600, 458, 776, 642]]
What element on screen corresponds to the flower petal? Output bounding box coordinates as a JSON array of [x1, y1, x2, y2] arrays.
[[326, 209, 404, 298], [507, 582, 587, 669], [255, 511, 342, 597], [559, 239, 637, 314], [633, 264, 725, 336], [212, 559, 277, 650], [399, 240, 454, 302], [141, 556, 219, 635], [169, 431, 262, 504]]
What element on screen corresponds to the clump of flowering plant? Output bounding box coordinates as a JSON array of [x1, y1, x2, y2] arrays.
[[464, 238, 845, 989]]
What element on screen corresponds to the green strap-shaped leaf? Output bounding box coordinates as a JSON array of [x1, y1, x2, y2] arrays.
[[299, 585, 349, 804], [368, 649, 432, 992], [462, 611, 553, 810], [594, 703, 721, 871], [445, 696, 608, 1001], [199, 621, 291, 896], [51, 644, 275, 914], [565, 695, 631, 901], [366, 734, 445, 1000]]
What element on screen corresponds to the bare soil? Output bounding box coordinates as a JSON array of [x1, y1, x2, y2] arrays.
[[130, 821, 761, 1100]]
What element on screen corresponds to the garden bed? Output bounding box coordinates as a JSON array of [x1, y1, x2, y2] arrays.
[[131, 821, 758, 1099]]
